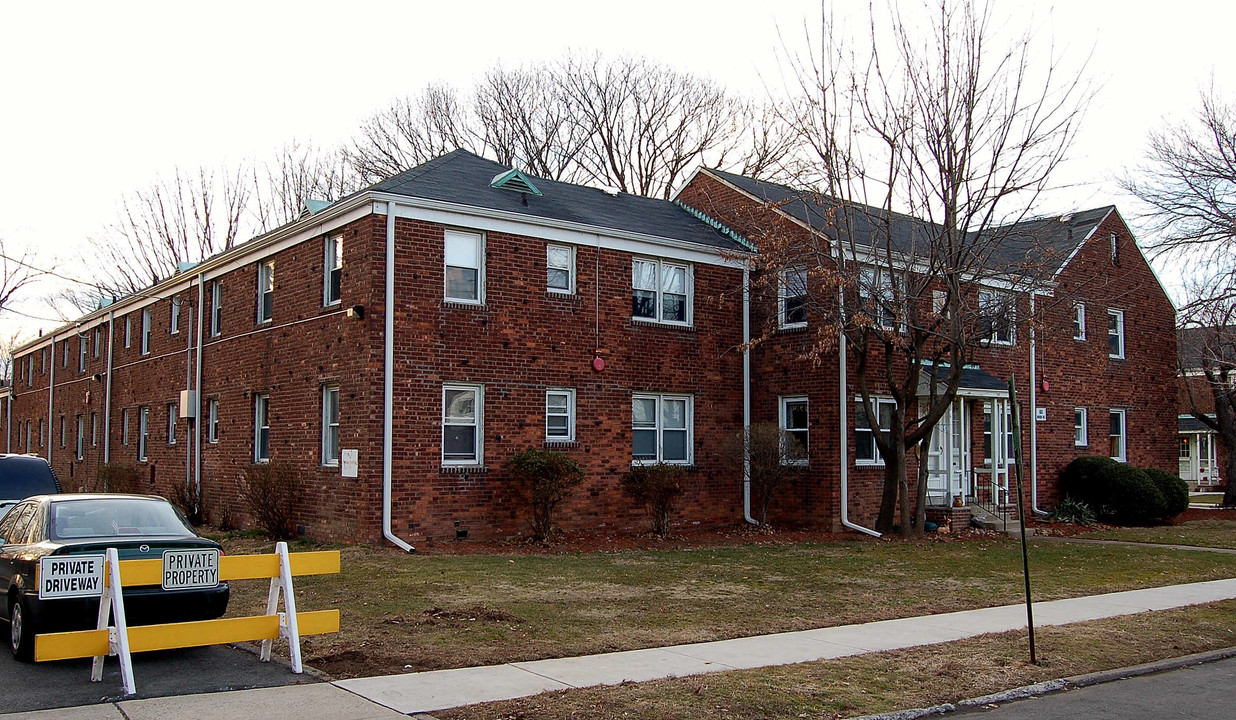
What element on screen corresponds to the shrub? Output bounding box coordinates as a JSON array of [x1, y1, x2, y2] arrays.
[[504, 449, 586, 541], [1143, 467, 1190, 518], [1103, 464, 1167, 524], [621, 463, 688, 538], [722, 423, 805, 526], [1050, 495, 1096, 525], [92, 462, 141, 494], [239, 462, 299, 539], [169, 482, 207, 527], [1058, 455, 1119, 509]]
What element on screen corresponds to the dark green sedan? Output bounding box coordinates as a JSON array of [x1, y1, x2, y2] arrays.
[[0, 494, 229, 660]]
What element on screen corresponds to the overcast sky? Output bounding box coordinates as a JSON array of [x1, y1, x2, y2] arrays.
[[2, 0, 1233, 338]]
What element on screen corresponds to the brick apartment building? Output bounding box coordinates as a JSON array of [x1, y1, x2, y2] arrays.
[[1177, 326, 1231, 490], [1, 150, 1178, 543]]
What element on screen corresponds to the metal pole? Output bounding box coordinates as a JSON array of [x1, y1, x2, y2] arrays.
[[1007, 376, 1036, 664]]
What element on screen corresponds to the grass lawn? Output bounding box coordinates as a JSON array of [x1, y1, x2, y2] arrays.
[[1081, 513, 1236, 549], [436, 599, 1236, 720], [1191, 493, 1225, 503], [215, 531, 1236, 679]]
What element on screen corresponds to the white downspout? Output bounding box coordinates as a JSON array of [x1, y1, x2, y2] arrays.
[[383, 201, 415, 553], [47, 337, 55, 465], [741, 264, 757, 525], [839, 332, 881, 537], [104, 312, 114, 464], [1029, 293, 1047, 516], [194, 275, 205, 499]]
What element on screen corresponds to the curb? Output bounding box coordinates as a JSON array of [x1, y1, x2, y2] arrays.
[[846, 646, 1236, 720]]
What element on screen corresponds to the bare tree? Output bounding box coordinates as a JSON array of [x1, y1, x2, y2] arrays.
[[754, 0, 1089, 535], [472, 65, 590, 181], [250, 140, 361, 232], [1178, 297, 1236, 507], [348, 83, 480, 183], [0, 238, 47, 319]]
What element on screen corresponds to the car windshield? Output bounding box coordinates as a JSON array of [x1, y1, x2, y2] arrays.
[[49, 498, 195, 541], [0, 458, 59, 500]]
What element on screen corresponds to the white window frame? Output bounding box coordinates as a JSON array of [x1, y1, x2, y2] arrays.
[[442, 383, 484, 465], [210, 281, 223, 337], [324, 235, 343, 306], [631, 393, 694, 465], [258, 261, 275, 324], [1109, 408, 1127, 462], [545, 388, 576, 442], [170, 298, 180, 335], [631, 258, 692, 326], [167, 403, 178, 446], [138, 407, 149, 461], [1073, 302, 1086, 340], [854, 397, 896, 466], [779, 395, 809, 465], [79, 336, 87, 372], [140, 309, 152, 355], [254, 394, 271, 462], [90, 412, 98, 447], [121, 408, 130, 446], [93, 328, 101, 358], [124, 315, 132, 348], [1074, 407, 1088, 447], [1108, 309, 1125, 359], [75, 415, 84, 460], [778, 267, 808, 330], [322, 384, 340, 466], [59, 415, 65, 448], [207, 398, 219, 443], [62, 341, 69, 367], [982, 402, 1016, 465], [858, 267, 898, 329], [979, 290, 1015, 345], [1110, 232, 1119, 264], [444, 229, 485, 304], [546, 244, 575, 295]]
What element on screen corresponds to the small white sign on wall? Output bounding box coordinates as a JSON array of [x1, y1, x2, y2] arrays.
[[1035, 407, 1047, 422], [341, 449, 359, 478]]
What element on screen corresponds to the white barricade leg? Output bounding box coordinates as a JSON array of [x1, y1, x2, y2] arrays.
[[90, 573, 113, 683], [259, 541, 303, 673], [90, 548, 135, 695], [259, 565, 282, 663]]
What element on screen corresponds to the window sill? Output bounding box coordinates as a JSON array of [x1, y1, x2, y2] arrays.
[[543, 440, 579, 449], [442, 300, 486, 311], [777, 323, 808, 334], [630, 460, 695, 468], [1109, 355, 1126, 361], [630, 318, 695, 331], [546, 290, 576, 299], [440, 464, 489, 475], [855, 460, 885, 468]]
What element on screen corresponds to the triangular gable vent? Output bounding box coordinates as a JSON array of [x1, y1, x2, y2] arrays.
[[490, 168, 543, 196]]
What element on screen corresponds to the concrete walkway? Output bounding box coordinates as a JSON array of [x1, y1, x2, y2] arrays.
[[335, 577, 1236, 715], [1034, 535, 1236, 554]]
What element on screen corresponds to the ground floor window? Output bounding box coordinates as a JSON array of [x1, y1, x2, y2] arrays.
[[545, 388, 575, 442], [443, 384, 483, 464], [779, 396, 809, 464], [254, 394, 270, 462], [322, 385, 340, 466], [632, 393, 693, 464], [1074, 407, 1088, 447], [855, 398, 895, 464], [1109, 409, 1127, 462], [138, 407, 149, 461]]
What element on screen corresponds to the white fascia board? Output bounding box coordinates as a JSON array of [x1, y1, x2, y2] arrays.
[[15, 197, 376, 356], [371, 193, 745, 269]]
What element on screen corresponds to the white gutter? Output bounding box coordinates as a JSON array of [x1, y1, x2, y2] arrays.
[[194, 275, 205, 500], [382, 201, 415, 553], [741, 264, 757, 525], [103, 312, 114, 464], [1029, 294, 1047, 516], [839, 332, 881, 537]]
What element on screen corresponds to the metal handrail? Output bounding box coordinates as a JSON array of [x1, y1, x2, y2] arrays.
[[972, 467, 1010, 531]]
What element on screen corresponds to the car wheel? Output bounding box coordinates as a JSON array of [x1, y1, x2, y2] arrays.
[[10, 596, 35, 662]]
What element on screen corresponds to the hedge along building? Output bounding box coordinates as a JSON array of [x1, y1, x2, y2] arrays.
[[5, 150, 753, 544], [674, 169, 1178, 531]]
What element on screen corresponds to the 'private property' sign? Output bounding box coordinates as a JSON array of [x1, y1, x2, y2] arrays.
[[39, 555, 105, 599], [161, 549, 220, 590]]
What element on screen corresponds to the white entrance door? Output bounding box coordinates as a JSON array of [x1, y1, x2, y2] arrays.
[[926, 400, 969, 504], [1179, 435, 1196, 483], [983, 399, 1012, 506]]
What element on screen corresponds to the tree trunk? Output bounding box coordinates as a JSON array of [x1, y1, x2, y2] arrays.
[[1222, 436, 1236, 508], [913, 438, 930, 536], [876, 444, 905, 534]]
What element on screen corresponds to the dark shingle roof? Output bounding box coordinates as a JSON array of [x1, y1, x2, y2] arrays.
[[1179, 414, 1216, 433], [705, 168, 1113, 277], [368, 150, 746, 253], [1179, 325, 1236, 371]]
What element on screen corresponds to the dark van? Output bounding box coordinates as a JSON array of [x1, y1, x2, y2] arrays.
[[0, 455, 62, 520]]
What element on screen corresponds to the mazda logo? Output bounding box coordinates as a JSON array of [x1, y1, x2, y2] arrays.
[[139, 544, 150, 553]]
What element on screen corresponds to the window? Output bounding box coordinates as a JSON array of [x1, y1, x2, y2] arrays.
[[40, 349, 46, 374], [138, 407, 149, 461], [1073, 302, 1086, 340], [25, 421, 31, 452], [546, 244, 574, 294], [1110, 232, 1119, 264], [93, 328, 101, 357], [59, 415, 66, 448], [167, 403, 177, 445], [90, 412, 98, 447], [632, 259, 690, 324], [1179, 437, 1191, 459], [979, 291, 1015, 344], [210, 281, 223, 337], [121, 409, 130, 446], [26, 355, 32, 386], [855, 398, 896, 464], [141, 309, 152, 355], [75, 415, 84, 460], [1109, 409, 1127, 462], [982, 402, 1016, 464], [62, 340, 68, 367], [1074, 408, 1088, 447], [79, 336, 87, 371], [324, 236, 343, 305], [254, 394, 270, 462], [780, 396, 809, 464], [1108, 309, 1125, 359], [258, 261, 275, 323], [170, 298, 180, 334], [322, 385, 340, 466], [779, 268, 808, 329], [545, 389, 575, 442], [632, 394, 693, 464], [207, 399, 219, 443], [442, 384, 483, 464], [858, 268, 897, 329], [124, 315, 132, 348], [444, 229, 483, 303]]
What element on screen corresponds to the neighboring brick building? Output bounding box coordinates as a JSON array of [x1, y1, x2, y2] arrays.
[[675, 169, 1177, 530], [2, 151, 1179, 542], [1177, 326, 1232, 490]]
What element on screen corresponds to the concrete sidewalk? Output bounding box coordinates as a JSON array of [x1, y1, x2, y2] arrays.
[[5, 578, 1236, 719], [335, 577, 1236, 715]]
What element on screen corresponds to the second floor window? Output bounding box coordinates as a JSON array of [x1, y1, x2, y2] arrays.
[[546, 244, 574, 294], [141, 309, 152, 355], [324, 236, 343, 305], [979, 291, 1015, 345], [632, 259, 690, 324], [170, 298, 180, 334], [779, 268, 808, 329], [258, 261, 275, 323], [1108, 309, 1125, 359], [210, 281, 223, 337], [79, 336, 87, 371], [444, 229, 483, 303], [1073, 302, 1086, 340]]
